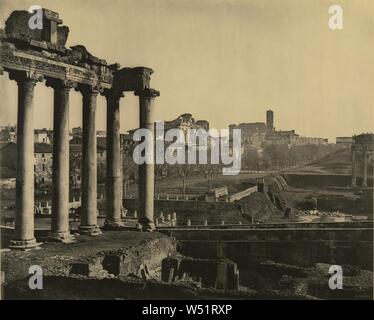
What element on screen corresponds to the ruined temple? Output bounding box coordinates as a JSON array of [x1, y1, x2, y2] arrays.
[[0, 8, 160, 248]]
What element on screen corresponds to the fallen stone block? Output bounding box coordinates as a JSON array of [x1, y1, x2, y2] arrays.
[[162, 256, 239, 290], [69, 258, 103, 277]]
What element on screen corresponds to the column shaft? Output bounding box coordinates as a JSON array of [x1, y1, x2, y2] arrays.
[[50, 81, 73, 241], [135, 88, 160, 231], [10, 76, 39, 249], [79, 86, 101, 235], [351, 148, 357, 187], [362, 150, 368, 187], [104, 93, 124, 228]]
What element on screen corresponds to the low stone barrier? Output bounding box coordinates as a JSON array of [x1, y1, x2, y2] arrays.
[[229, 186, 258, 202]]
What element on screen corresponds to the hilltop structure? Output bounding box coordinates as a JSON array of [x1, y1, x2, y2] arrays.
[[229, 110, 328, 152]]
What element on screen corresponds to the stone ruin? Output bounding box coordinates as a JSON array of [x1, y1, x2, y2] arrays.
[[0, 8, 160, 249]]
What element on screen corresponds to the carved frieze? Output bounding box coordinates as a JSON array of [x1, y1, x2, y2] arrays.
[[1, 39, 111, 88]]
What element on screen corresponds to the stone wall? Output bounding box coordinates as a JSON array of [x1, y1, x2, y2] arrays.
[[229, 185, 258, 202], [284, 173, 373, 188], [161, 227, 373, 271], [123, 199, 243, 225]]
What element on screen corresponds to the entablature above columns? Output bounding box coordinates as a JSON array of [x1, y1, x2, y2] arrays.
[[1, 8, 158, 102], [1, 40, 113, 89], [114, 67, 153, 92], [1, 41, 157, 96]]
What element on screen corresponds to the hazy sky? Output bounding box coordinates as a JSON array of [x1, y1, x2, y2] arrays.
[[0, 0, 373, 142]]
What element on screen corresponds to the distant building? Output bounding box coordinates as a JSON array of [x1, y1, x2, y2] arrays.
[[164, 114, 211, 152], [72, 127, 82, 137], [0, 142, 53, 184], [0, 142, 17, 172], [266, 109, 274, 131], [265, 130, 299, 145], [72, 127, 108, 138], [127, 113, 210, 151], [34, 143, 53, 184], [296, 137, 328, 145], [96, 130, 106, 138], [69, 136, 107, 163], [229, 122, 268, 150], [156, 113, 210, 136], [0, 125, 16, 142], [336, 136, 353, 146], [69, 138, 107, 187], [229, 110, 327, 150], [9, 130, 16, 142], [120, 133, 136, 151], [34, 128, 53, 144]]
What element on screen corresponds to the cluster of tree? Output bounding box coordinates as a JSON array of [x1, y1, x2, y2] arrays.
[[68, 142, 340, 196], [242, 144, 340, 171]]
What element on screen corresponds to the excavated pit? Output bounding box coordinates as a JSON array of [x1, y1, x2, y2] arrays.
[[1, 230, 176, 297], [2, 230, 247, 299]]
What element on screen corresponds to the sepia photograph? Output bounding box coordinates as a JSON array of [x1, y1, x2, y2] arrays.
[[0, 0, 373, 306]]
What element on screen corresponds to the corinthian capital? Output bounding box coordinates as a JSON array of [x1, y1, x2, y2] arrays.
[[9, 70, 44, 84], [103, 87, 124, 101], [46, 78, 78, 90], [78, 83, 104, 96]]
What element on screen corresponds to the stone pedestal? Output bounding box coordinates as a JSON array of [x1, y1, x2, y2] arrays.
[[135, 88, 160, 231], [79, 85, 102, 235]]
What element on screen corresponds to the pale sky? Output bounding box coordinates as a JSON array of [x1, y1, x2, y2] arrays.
[[0, 0, 373, 142]]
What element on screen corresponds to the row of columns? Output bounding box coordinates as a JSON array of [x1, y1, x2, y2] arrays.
[[351, 147, 369, 187], [104, 88, 160, 231], [8, 70, 159, 249]]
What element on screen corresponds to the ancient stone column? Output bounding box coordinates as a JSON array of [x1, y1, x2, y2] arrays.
[[104, 89, 124, 229], [47, 79, 76, 242], [362, 148, 368, 187], [9, 71, 43, 249], [351, 147, 357, 187], [135, 88, 160, 231], [79, 85, 102, 235]]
